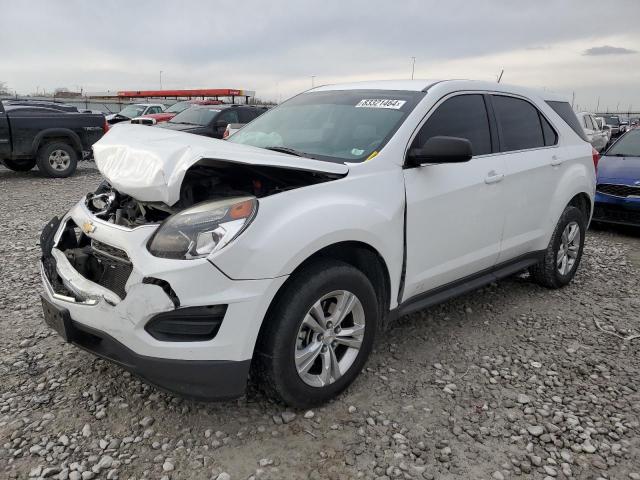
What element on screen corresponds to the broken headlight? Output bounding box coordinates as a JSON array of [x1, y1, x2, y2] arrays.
[[147, 197, 257, 259]]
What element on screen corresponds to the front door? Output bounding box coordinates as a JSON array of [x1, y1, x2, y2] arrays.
[[402, 93, 506, 300]]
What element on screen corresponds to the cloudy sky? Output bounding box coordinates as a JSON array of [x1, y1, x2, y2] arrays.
[[2, 0, 640, 111]]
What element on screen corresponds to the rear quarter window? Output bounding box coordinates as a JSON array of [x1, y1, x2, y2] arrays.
[[546, 101, 589, 142]]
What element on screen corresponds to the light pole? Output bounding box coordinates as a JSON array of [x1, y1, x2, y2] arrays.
[[410, 57, 416, 80], [160, 71, 163, 90], [311, 76, 316, 88]]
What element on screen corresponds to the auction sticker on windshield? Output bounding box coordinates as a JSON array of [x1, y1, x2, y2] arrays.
[[355, 99, 407, 109]]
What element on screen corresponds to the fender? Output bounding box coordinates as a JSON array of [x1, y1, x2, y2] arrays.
[[211, 167, 407, 309], [32, 128, 83, 155], [540, 153, 596, 248]]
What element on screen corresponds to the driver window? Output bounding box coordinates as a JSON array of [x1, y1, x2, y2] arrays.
[[412, 94, 492, 156]]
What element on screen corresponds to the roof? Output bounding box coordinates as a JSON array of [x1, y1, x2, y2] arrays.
[[132, 103, 165, 107], [311, 79, 568, 102], [117, 89, 255, 98]]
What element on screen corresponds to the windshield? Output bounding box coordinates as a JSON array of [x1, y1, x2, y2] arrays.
[[118, 105, 147, 118], [165, 101, 192, 114], [228, 89, 424, 163], [169, 107, 220, 126], [603, 115, 620, 126], [606, 130, 640, 157]]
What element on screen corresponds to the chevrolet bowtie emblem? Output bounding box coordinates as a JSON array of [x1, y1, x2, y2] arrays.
[[82, 221, 96, 234]]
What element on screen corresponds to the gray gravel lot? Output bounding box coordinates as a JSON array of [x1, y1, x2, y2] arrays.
[[1, 163, 639, 480]]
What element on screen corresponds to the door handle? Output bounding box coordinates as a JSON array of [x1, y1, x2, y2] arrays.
[[484, 171, 504, 184], [550, 155, 562, 166]]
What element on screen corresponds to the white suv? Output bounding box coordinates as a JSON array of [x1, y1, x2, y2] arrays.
[[40, 80, 597, 407]]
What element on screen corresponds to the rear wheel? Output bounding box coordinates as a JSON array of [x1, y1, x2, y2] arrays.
[[2, 158, 36, 172], [36, 141, 78, 178], [253, 260, 379, 408], [530, 206, 586, 288]]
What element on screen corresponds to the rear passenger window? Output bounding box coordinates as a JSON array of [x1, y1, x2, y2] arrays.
[[540, 114, 558, 146], [413, 94, 492, 156], [492, 95, 544, 151], [238, 109, 257, 123]]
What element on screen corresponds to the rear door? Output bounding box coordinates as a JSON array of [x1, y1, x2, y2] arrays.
[[0, 103, 10, 158], [402, 93, 506, 299], [491, 94, 559, 261]]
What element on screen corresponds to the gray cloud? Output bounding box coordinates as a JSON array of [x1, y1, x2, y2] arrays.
[[583, 45, 637, 56]]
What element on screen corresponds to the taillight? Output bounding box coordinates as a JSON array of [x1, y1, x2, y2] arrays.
[[222, 126, 230, 140], [103, 118, 110, 133], [592, 147, 600, 172]]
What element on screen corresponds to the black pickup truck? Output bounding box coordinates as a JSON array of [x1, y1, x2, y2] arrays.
[[0, 101, 107, 177]]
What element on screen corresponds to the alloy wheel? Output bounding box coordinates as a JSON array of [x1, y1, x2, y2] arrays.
[[48, 150, 71, 171], [294, 290, 366, 387], [557, 221, 580, 275]]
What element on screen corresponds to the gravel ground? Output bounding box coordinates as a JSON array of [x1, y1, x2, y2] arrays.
[[1, 163, 639, 480]]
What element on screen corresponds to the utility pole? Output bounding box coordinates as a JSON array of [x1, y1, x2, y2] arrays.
[[571, 91, 575, 108], [616, 101, 620, 113], [160, 70, 163, 90], [596, 97, 600, 113], [497, 69, 504, 83], [410, 57, 416, 80], [311, 76, 316, 88]]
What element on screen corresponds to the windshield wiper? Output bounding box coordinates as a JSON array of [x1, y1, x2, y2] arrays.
[[264, 146, 308, 157]]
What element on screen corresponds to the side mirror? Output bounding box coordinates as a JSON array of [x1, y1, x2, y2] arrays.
[[407, 136, 473, 166]]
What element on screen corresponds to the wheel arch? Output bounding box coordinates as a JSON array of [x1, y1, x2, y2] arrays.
[[568, 191, 592, 222], [253, 241, 392, 357], [32, 128, 83, 155]]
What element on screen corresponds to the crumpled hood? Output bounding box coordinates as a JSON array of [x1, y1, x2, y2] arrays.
[[92, 124, 348, 206]]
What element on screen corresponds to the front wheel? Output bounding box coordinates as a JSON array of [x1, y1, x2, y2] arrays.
[[253, 260, 379, 408], [530, 205, 586, 288]]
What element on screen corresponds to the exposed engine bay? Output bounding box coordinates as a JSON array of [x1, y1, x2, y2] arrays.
[[85, 160, 342, 228]]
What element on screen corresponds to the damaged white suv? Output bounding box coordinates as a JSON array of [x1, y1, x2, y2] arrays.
[[40, 80, 596, 407]]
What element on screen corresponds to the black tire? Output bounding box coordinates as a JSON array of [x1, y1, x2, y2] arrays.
[[253, 259, 379, 408], [36, 141, 78, 178], [530, 206, 587, 289], [2, 158, 36, 172]]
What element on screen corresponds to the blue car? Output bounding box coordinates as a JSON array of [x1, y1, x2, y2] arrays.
[[593, 129, 640, 226]]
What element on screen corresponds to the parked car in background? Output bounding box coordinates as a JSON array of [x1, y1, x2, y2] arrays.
[[577, 112, 608, 152], [131, 99, 224, 125], [40, 80, 595, 407], [106, 104, 165, 125], [593, 129, 640, 226], [0, 101, 107, 177], [156, 104, 266, 138], [600, 115, 622, 138], [3, 99, 80, 113], [619, 120, 630, 134], [594, 117, 612, 144]]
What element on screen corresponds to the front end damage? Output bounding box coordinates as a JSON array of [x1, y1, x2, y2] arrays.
[[39, 125, 346, 399]]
